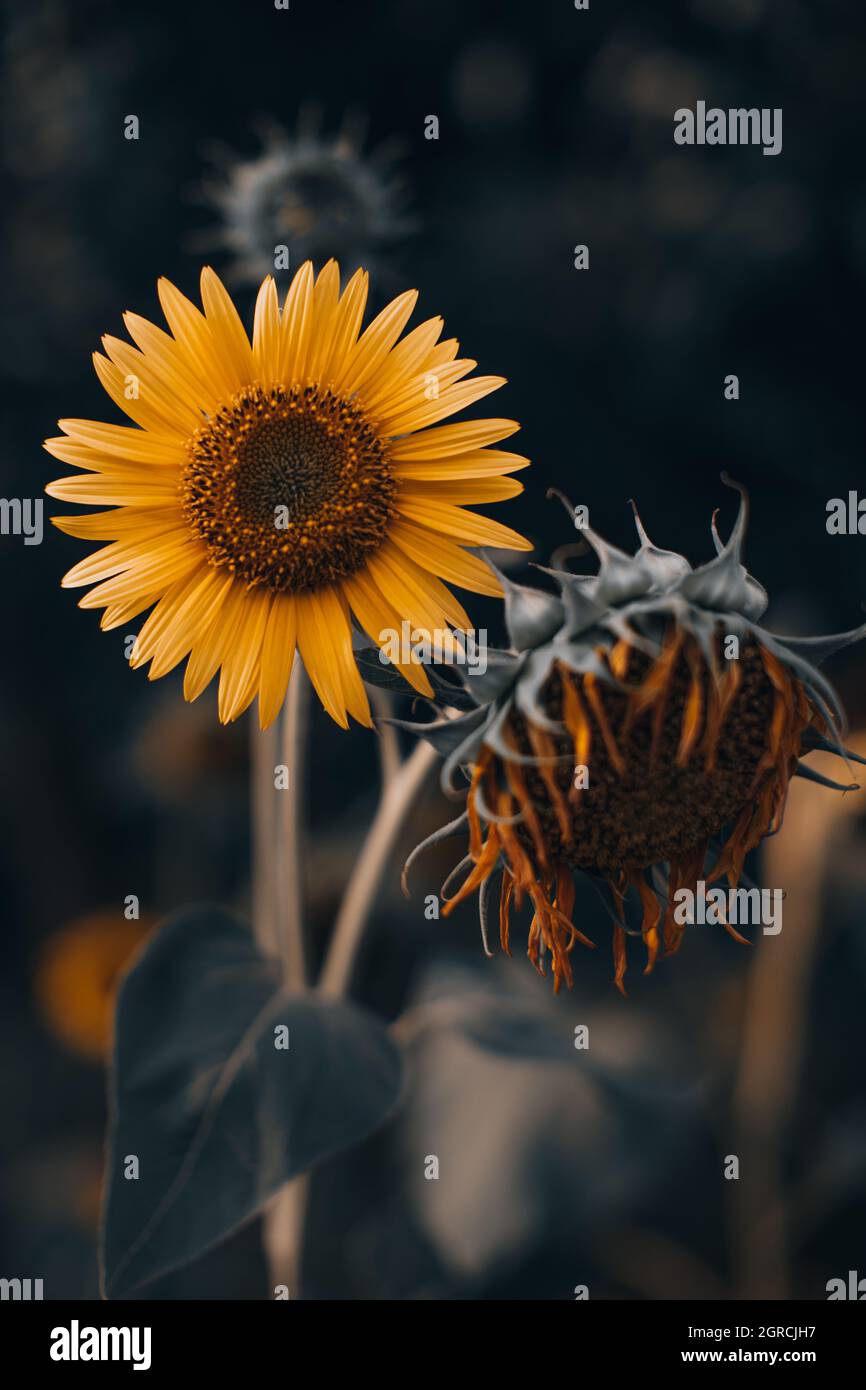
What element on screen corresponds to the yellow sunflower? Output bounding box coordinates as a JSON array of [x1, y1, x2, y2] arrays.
[[45, 261, 531, 727]]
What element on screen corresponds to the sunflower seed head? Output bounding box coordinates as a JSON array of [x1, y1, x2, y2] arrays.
[[405, 479, 866, 993], [441, 477, 865, 747]]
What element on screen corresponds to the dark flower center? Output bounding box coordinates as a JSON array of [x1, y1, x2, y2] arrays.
[[182, 382, 395, 593], [508, 639, 788, 876]]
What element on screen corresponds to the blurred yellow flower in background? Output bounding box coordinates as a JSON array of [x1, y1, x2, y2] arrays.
[[34, 912, 151, 1063]]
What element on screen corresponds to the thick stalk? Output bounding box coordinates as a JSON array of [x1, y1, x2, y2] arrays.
[[274, 662, 309, 985], [252, 681, 438, 1295], [369, 686, 401, 784], [251, 663, 309, 1295], [250, 715, 278, 958], [319, 740, 438, 998]]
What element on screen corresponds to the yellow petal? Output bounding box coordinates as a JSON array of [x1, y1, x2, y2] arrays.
[[392, 449, 530, 481], [46, 472, 181, 506], [366, 543, 471, 637], [252, 277, 281, 381], [388, 519, 504, 596], [395, 497, 533, 551], [338, 289, 418, 396], [123, 311, 219, 415], [100, 332, 202, 430], [278, 260, 315, 382], [44, 438, 124, 470], [303, 260, 342, 381], [376, 359, 476, 429], [295, 588, 371, 728], [199, 266, 254, 389], [61, 523, 186, 588], [218, 586, 271, 723], [92, 352, 189, 435], [51, 507, 176, 540], [342, 569, 434, 697], [397, 475, 524, 504], [420, 337, 460, 373], [77, 535, 199, 609], [358, 317, 444, 415], [183, 581, 249, 703], [100, 336, 202, 435], [388, 418, 521, 460], [157, 276, 238, 401], [54, 420, 185, 465], [100, 589, 163, 631], [321, 267, 369, 383], [258, 595, 298, 729], [131, 565, 233, 678], [384, 375, 506, 436]]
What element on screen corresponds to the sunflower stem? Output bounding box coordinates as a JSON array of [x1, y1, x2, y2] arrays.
[[251, 662, 309, 1298], [250, 716, 279, 958], [319, 739, 438, 998], [253, 681, 436, 1297], [262, 1173, 309, 1301], [369, 687, 401, 785], [275, 661, 309, 986]]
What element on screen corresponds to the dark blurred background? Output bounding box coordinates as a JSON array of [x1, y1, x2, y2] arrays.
[[2, 0, 866, 1300]]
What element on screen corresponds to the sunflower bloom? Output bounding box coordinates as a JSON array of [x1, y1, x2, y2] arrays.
[[403, 478, 866, 993], [45, 261, 531, 727]]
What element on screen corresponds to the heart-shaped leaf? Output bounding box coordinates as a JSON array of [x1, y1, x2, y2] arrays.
[[101, 906, 403, 1298]]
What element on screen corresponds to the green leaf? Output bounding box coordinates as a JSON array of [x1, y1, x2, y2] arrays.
[[353, 646, 476, 710], [100, 906, 403, 1298]]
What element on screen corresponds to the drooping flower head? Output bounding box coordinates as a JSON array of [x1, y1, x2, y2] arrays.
[[403, 479, 866, 993], [45, 261, 531, 727]]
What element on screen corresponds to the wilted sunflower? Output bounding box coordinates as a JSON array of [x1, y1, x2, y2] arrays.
[[402, 478, 866, 993], [45, 261, 530, 727]]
